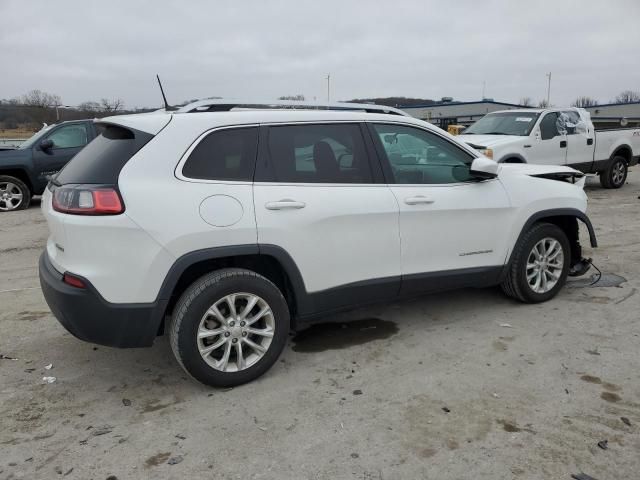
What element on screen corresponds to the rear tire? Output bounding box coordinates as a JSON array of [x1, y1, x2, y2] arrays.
[[0, 175, 31, 211], [600, 156, 627, 189], [169, 268, 290, 387], [501, 223, 570, 303]]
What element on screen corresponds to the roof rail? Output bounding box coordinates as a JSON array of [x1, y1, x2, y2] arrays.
[[175, 99, 410, 117]]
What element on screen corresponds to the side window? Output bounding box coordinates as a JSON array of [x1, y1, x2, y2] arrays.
[[47, 124, 89, 149], [559, 111, 584, 135], [372, 124, 474, 184], [182, 127, 258, 181], [539, 113, 560, 140], [267, 124, 372, 183]]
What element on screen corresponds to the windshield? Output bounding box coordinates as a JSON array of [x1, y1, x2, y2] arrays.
[[464, 112, 540, 136], [18, 125, 55, 149]]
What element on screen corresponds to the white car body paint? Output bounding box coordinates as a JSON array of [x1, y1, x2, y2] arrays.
[[42, 106, 592, 305]]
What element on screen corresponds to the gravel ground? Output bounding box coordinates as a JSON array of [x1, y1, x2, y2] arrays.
[[1, 173, 639, 480]]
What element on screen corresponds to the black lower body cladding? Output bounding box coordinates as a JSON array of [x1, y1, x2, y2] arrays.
[[39, 252, 159, 348]]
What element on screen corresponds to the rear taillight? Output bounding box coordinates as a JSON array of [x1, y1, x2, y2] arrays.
[[52, 184, 124, 215]]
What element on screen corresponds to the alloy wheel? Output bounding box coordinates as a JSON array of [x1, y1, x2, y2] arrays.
[[526, 237, 564, 294], [612, 161, 626, 186], [197, 293, 274, 372], [0, 181, 23, 211]]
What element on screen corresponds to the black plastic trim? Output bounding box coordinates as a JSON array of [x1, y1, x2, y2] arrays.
[[39, 252, 158, 348]]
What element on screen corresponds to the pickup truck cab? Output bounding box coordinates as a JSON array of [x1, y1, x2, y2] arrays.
[[459, 108, 640, 188], [0, 119, 99, 211]]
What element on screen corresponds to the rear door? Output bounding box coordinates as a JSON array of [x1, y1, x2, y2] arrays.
[[253, 122, 401, 314], [33, 122, 91, 187], [368, 122, 513, 296], [529, 112, 567, 165]]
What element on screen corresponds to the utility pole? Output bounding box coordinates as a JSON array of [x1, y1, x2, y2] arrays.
[[546, 72, 552, 106], [326, 74, 330, 102], [482, 81, 486, 100]]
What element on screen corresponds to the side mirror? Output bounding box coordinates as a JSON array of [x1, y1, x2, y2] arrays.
[[39, 139, 54, 150], [470, 157, 499, 180]]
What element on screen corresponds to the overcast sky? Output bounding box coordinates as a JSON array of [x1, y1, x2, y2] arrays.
[[2, 0, 639, 108]]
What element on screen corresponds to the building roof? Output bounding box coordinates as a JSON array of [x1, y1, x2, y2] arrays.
[[399, 100, 525, 109]]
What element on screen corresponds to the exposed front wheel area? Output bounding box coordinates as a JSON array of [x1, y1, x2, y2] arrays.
[[526, 237, 564, 294], [0, 176, 31, 211], [170, 268, 289, 387], [502, 222, 570, 303]]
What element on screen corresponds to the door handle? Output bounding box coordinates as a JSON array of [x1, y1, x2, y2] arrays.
[[560, 140, 567, 148], [523, 144, 532, 148], [587, 138, 593, 145], [265, 199, 306, 210], [404, 196, 435, 205]]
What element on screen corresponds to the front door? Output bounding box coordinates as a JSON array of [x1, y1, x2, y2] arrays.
[[560, 110, 593, 168], [253, 123, 401, 314], [368, 122, 513, 295], [32, 122, 90, 188], [529, 112, 567, 165]]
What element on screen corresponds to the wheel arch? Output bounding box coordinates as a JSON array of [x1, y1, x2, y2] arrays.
[[152, 245, 308, 334], [0, 168, 34, 193], [498, 154, 527, 164], [506, 209, 597, 270], [611, 145, 632, 162]]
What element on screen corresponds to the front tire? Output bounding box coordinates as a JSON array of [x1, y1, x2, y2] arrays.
[[501, 223, 570, 303], [0, 175, 31, 212], [169, 268, 290, 387], [600, 156, 627, 189]]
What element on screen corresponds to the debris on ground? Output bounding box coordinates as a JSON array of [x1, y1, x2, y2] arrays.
[[442, 407, 451, 413], [42, 376, 57, 384], [91, 426, 113, 436], [122, 398, 132, 407], [350, 453, 359, 458], [499, 323, 513, 328], [586, 348, 600, 355], [63, 468, 73, 476], [167, 455, 183, 465], [353, 389, 363, 395], [621, 417, 631, 426], [0, 354, 18, 360], [44, 363, 53, 370], [571, 474, 599, 480], [597, 439, 608, 450], [492, 393, 500, 398], [175, 434, 186, 440]]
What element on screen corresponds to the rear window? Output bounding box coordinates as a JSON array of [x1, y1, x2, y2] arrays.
[[181, 127, 258, 181], [54, 124, 153, 185]]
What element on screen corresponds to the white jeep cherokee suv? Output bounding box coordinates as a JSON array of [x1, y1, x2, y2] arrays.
[[39, 100, 597, 387]]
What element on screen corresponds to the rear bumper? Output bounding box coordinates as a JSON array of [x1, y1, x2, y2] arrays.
[[39, 252, 159, 348]]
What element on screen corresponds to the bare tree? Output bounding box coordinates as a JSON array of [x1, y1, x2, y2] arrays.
[[278, 94, 305, 101], [519, 97, 533, 107], [613, 90, 640, 104], [100, 98, 124, 113], [537, 99, 551, 108], [22, 89, 62, 108], [572, 96, 599, 108]]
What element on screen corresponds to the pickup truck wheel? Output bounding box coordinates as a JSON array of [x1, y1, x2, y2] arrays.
[[501, 223, 570, 303], [169, 268, 290, 387], [600, 156, 627, 189], [0, 175, 31, 211]]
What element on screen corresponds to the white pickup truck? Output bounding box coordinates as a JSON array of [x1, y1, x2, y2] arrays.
[[458, 107, 640, 188]]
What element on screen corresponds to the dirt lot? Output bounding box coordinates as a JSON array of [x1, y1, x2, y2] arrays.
[[1, 174, 639, 480]]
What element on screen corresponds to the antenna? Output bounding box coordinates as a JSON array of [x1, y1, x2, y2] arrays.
[[156, 75, 177, 111]]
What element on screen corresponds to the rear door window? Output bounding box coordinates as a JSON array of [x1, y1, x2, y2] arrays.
[[182, 127, 258, 181], [265, 123, 372, 183]]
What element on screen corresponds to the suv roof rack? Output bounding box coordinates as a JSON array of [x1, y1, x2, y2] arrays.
[[175, 99, 410, 117]]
